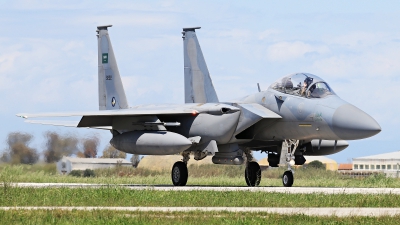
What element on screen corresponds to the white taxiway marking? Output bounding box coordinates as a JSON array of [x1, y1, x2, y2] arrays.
[[10, 183, 400, 195], [1, 207, 400, 217]]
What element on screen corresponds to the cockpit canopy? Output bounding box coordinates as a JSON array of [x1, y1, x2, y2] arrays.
[[269, 73, 335, 98]]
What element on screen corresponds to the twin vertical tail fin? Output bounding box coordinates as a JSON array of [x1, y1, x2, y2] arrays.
[[182, 27, 219, 103], [97, 25, 129, 110]]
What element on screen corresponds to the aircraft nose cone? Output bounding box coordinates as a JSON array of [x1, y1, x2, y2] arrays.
[[332, 104, 381, 140]]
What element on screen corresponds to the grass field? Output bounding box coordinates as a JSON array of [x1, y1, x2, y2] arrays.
[[1, 187, 400, 207], [1, 163, 400, 187], [2, 210, 400, 225], [1, 163, 400, 223]]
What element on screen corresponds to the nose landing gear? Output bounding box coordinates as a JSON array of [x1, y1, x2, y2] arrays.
[[281, 139, 299, 187], [282, 170, 294, 187]]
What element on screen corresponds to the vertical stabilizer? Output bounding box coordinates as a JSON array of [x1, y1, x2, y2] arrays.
[[97, 25, 129, 110], [182, 27, 219, 103]]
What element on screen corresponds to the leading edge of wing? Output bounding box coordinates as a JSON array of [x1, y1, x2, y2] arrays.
[[24, 120, 112, 130], [17, 107, 198, 119], [25, 120, 79, 127]]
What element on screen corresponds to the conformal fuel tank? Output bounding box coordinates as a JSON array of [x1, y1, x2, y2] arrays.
[[110, 131, 192, 155]]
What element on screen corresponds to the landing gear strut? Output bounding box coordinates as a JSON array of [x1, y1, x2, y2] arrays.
[[171, 152, 190, 186], [281, 139, 299, 187], [244, 149, 261, 187]]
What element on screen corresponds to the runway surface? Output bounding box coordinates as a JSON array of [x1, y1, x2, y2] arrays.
[[1, 206, 400, 217], [11, 183, 400, 194]]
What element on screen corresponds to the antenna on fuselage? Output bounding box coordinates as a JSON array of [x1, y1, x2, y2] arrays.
[[257, 83, 261, 92]]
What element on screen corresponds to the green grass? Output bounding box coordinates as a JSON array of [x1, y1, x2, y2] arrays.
[[1, 163, 400, 188], [0, 210, 399, 224], [2, 164, 400, 223], [1, 187, 400, 207]]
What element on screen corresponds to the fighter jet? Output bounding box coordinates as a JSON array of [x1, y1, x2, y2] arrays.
[[17, 25, 381, 187]]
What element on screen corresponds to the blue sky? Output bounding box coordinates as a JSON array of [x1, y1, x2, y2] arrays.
[[1, 0, 399, 163]]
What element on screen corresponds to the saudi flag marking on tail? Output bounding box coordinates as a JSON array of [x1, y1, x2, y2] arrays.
[[102, 53, 108, 64]]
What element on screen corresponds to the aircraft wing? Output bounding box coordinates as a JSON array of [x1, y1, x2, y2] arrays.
[[17, 106, 198, 128], [24, 120, 112, 130], [17, 107, 196, 119], [17, 103, 279, 131], [25, 120, 79, 127]]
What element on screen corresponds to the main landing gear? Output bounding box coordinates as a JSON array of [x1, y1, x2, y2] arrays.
[[245, 161, 261, 186], [171, 161, 188, 186], [244, 149, 261, 187], [171, 152, 189, 186]]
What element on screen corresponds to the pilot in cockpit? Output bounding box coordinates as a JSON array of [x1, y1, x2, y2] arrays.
[[300, 77, 313, 97]]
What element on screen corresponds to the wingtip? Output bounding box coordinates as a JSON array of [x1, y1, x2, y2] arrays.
[[16, 114, 27, 119]]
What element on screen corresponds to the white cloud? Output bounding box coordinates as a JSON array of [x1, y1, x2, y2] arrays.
[[258, 29, 280, 40], [126, 35, 179, 53], [0, 37, 97, 113], [0, 51, 22, 74], [217, 29, 252, 40], [327, 31, 389, 49], [73, 13, 178, 28], [61, 41, 85, 52], [214, 76, 242, 81], [311, 43, 400, 79], [267, 41, 330, 61]]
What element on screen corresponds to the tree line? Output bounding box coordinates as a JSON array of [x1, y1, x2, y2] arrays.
[[0, 131, 140, 166]]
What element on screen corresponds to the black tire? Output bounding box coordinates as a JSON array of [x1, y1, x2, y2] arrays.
[[245, 161, 261, 187], [171, 161, 188, 186], [282, 170, 294, 187]]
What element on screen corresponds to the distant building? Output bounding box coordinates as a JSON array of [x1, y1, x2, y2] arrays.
[[57, 156, 132, 175], [338, 163, 353, 171], [352, 151, 400, 177]]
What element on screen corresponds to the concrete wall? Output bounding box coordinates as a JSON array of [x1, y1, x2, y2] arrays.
[[57, 159, 131, 175], [70, 163, 131, 171]]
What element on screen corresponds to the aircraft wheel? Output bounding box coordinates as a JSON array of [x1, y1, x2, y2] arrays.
[[171, 161, 188, 186], [245, 161, 261, 187], [282, 170, 294, 187]]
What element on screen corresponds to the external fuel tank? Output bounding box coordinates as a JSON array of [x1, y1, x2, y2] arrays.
[[110, 131, 192, 155]]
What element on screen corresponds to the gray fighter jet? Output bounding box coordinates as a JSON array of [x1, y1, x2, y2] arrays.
[[17, 26, 381, 187]]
